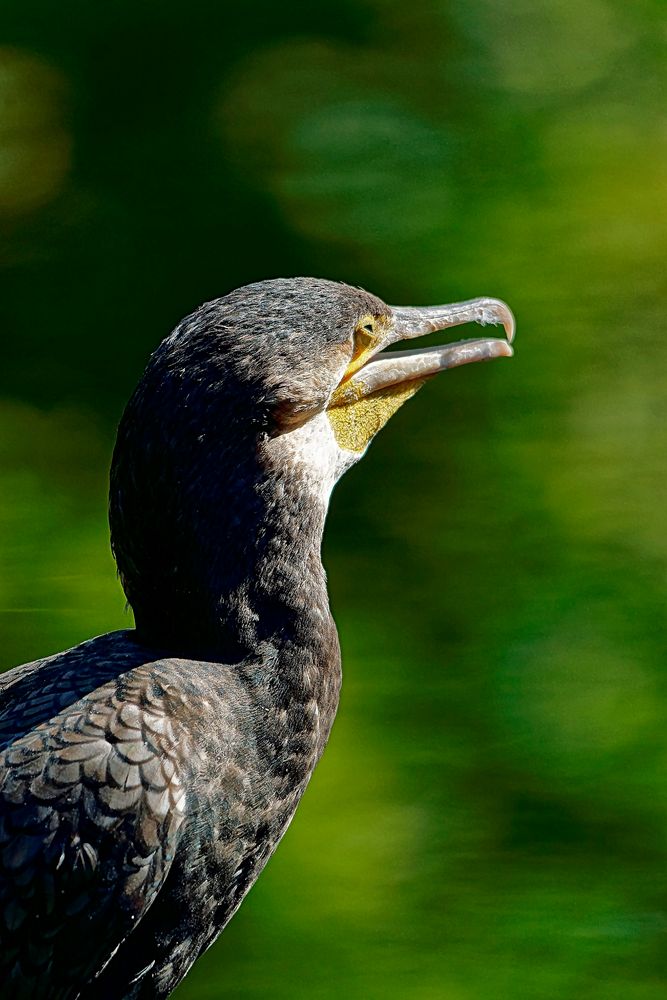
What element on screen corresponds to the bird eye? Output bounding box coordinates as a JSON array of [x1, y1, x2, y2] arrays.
[[351, 317, 378, 360]]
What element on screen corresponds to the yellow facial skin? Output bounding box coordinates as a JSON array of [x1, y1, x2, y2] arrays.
[[327, 378, 427, 453], [339, 313, 390, 382], [325, 313, 428, 453], [342, 330, 380, 382], [325, 313, 431, 453]]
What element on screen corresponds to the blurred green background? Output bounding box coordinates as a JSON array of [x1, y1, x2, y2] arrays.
[[1, 1, 666, 997]]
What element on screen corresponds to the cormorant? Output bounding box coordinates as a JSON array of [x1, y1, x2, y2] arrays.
[[0, 278, 514, 998]]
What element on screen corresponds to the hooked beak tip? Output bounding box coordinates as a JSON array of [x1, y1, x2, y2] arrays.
[[476, 298, 516, 344], [390, 296, 516, 346]]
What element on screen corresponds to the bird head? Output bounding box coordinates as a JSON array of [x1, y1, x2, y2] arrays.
[[147, 276, 514, 487], [110, 276, 514, 647]]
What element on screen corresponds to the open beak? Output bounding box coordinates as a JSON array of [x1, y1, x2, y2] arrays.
[[329, 297, 515, 406]]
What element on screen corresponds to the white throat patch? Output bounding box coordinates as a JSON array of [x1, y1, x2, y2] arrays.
[[268, 412, 361, 511]]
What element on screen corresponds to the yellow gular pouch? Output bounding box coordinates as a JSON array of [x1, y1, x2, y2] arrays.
[[327, 378, 428, 454]]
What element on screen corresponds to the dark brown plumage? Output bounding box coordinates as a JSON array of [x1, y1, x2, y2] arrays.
[[0, 278, 514, 998]]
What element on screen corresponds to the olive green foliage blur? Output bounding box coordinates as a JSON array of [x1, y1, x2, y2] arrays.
[[1, 1, 666, 997]]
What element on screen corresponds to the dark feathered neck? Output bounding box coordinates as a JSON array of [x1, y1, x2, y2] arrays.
[[109, 362, 336, 669]]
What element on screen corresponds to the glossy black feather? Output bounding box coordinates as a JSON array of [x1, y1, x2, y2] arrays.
[[0, 279, 379, 997]]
